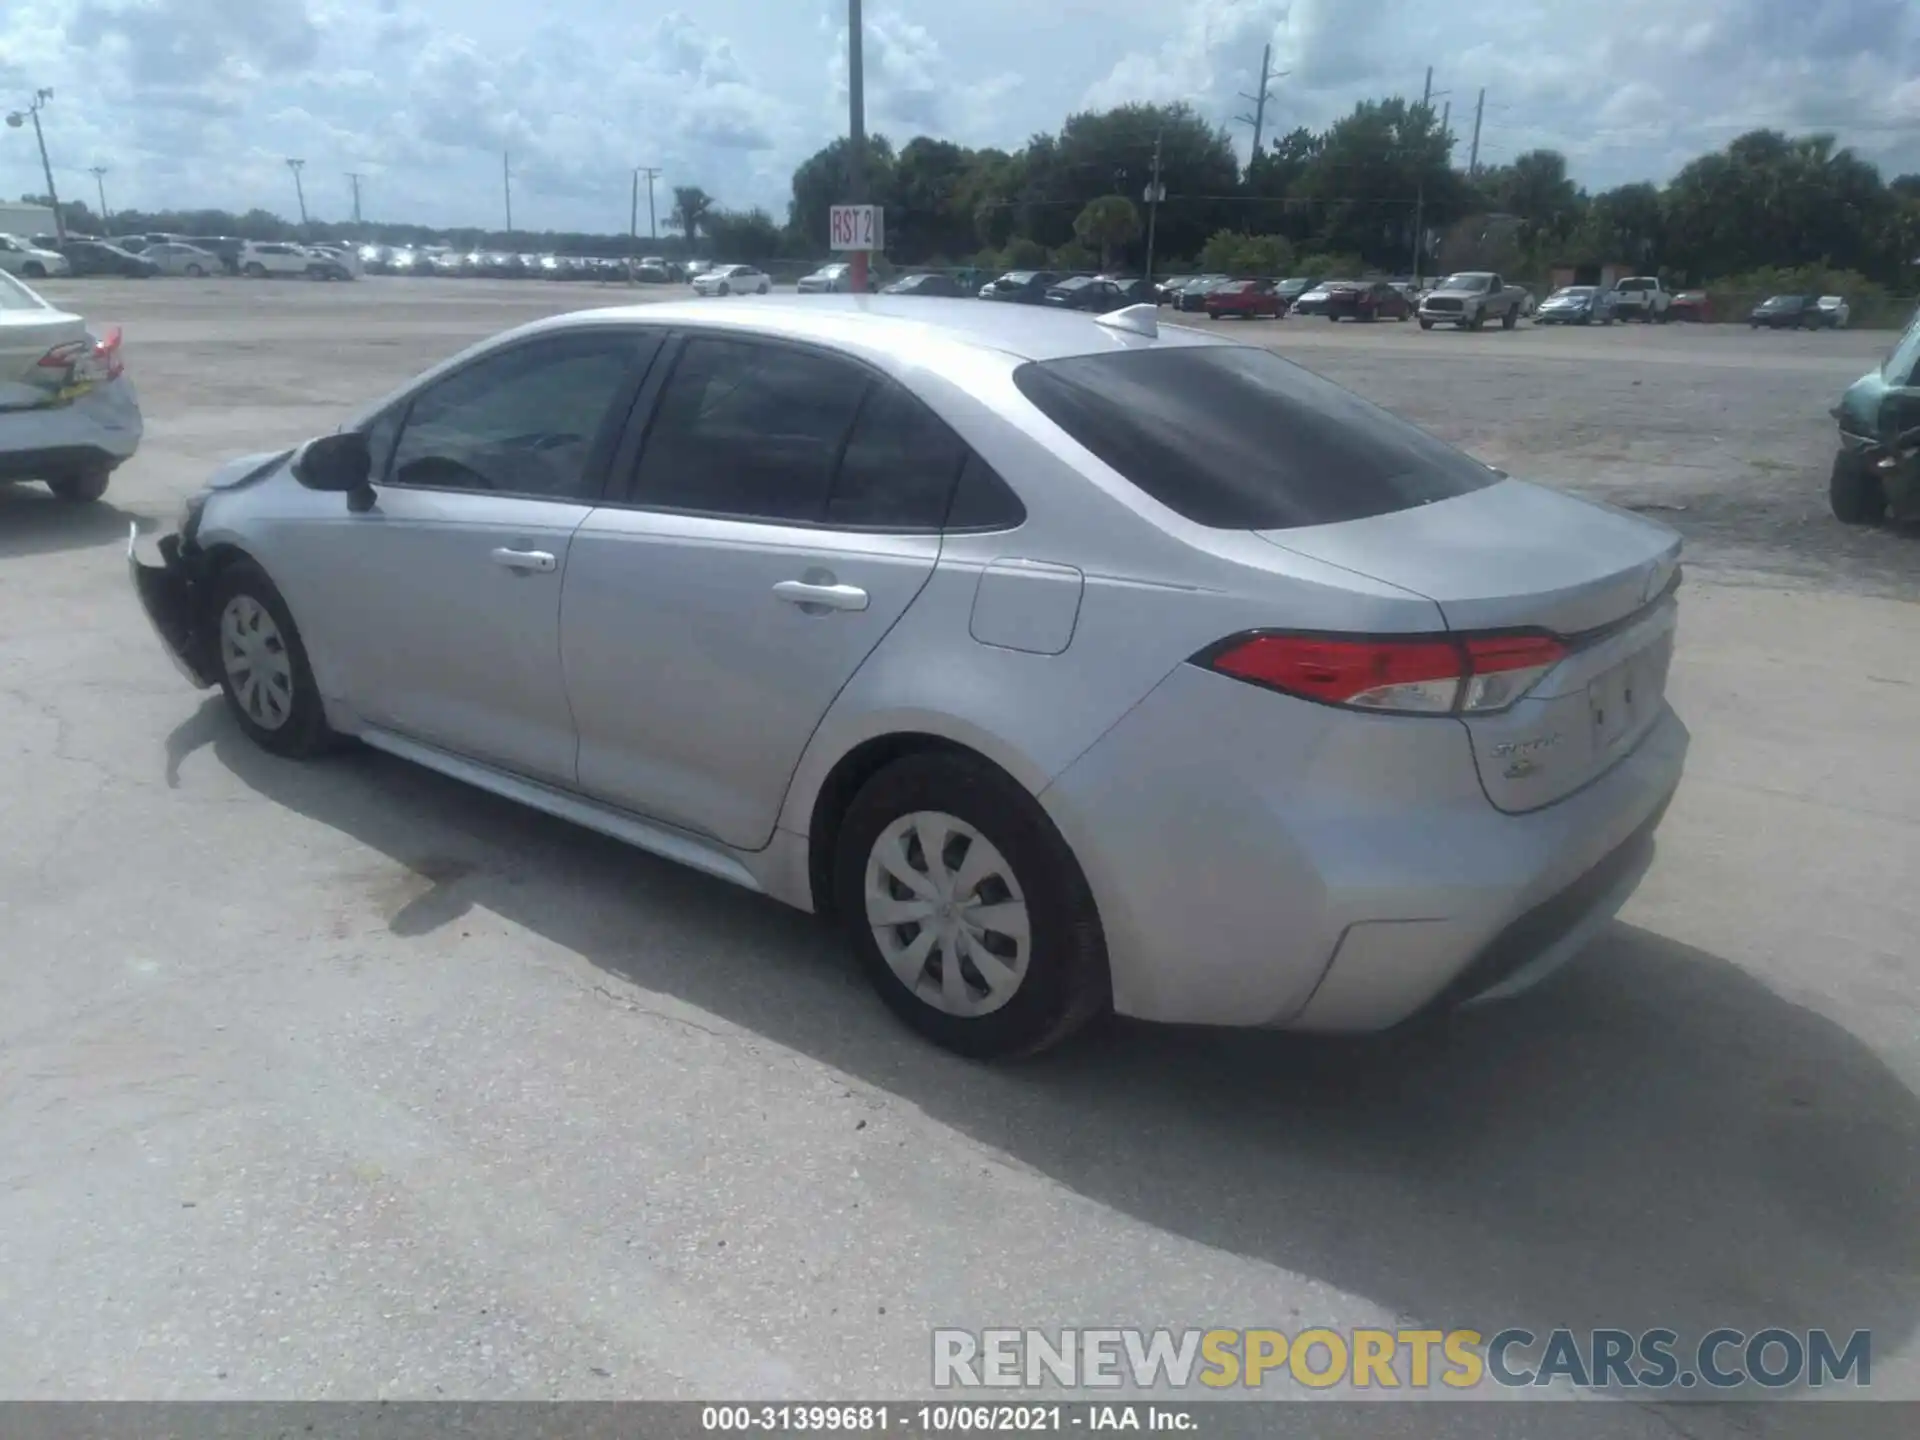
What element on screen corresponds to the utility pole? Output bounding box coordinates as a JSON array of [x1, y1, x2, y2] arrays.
[[503, 151, 513, 234], [635, 166, 661, 242], [89, 166, 109, 228], [5, 90, 64, 241], [1142, 130, 1165, 288], [1422, 67, 1433, 110], [286, 157, 308, 229], [1468, 88, 1486, 177], [345, 172, 364, 226], [846, 0, 868, 292], [1441, 102, 1452, 155], [1233, 43, 1288, 169]]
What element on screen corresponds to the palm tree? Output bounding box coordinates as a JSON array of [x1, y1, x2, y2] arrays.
[[1072, 195, 1142, 271], [672, 186, 714, 247]]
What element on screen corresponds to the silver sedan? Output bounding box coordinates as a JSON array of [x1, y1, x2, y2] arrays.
[[130, 298, 1688, 1057]]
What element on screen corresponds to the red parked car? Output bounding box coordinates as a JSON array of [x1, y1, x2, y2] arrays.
[[1321, 279, 1413, 322], [1669, 290, 1713, 323], [1203, 277, 1284, 319]]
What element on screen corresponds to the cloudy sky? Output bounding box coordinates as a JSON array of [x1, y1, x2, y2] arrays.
[[3, 0, 1916, 234]]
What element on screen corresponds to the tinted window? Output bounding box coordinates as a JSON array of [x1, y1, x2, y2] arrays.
[[1882, 309, 1920, 386], [828, 380, 966, 529], [631, 337, 869, 521], [1013, 345, 1500, 530], [945, 453, 1026, 531], [387, 331, 650, 499]]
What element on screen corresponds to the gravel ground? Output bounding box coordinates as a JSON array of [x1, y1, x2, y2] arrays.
[[1, 278, 1915, 1421]]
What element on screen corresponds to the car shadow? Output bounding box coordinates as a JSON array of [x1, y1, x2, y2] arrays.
[[0, 484, 146, 560], [174, 700, 1920, 1393]]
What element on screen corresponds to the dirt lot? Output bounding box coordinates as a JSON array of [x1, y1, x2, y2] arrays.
[[1, 278, 1916, 1418]]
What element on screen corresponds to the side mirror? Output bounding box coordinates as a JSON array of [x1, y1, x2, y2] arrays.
[[291, 431, 374, 509]]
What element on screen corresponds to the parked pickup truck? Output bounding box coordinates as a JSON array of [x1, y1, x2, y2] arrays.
[[1609, 276, 1672, 323], [1416, 272, 1529, 330]]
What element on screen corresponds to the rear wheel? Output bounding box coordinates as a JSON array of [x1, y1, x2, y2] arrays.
[[185, 263, 205, 277], [47, 469, 110, 503], [1830, 451, 1887, 526], [833, 752, 1109, 1059], [209, 560, 338, 759], [244, 262, 266, 278]]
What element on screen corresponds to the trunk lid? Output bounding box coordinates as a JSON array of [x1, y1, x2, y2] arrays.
[[0, 306, 88, 404], [1258, 480, 1684, 813]]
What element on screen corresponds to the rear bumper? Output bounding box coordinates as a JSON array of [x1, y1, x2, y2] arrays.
[[128, 524, 220, 689], [0, 378, 142, 480], [1040, 664, 1689, 1032]]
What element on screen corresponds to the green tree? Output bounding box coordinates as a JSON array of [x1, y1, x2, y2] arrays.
[[1292, 98, 1469, 273], [1479, 149, 1584, 248], [671, 186, 715, 246], [787, 136, 897, 253], [705, 207, 785, 262], [1072, 194, 1141, 269]]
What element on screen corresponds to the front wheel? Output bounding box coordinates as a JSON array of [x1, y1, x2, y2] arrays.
[[244, 262, 266, 278], [1830, 451, 1887, 526], [209, 560, 338, 759], [185, 263, 205, 277], [1418, 318, 1435, 330], [1501, 307, 1518, 330], [833, 753, 1109, 1059], [717, 282, 730, 296], [47, 469, 110, 503], [1468, 312, 1485, 332], [758, 282, 769, 294], [22, 261, 46, 278]]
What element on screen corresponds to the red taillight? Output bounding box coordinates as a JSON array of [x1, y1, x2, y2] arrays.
[[1200, 630, 1568, 716], [36, 327, 122, 385]]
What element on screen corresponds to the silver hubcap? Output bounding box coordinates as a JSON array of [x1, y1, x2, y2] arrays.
[[219, 594, 295, 731], [864, 811, 1030, 1018]]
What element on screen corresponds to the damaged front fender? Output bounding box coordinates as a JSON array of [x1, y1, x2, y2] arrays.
[[128, 522, 220, 689]]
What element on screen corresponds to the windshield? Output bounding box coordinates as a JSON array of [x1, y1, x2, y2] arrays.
[[1054, 277, 1094, 290], [1760, 296, 1797, 308], [1550, 288, 1595, 299], [0, 270, 51, 311], [1882, 308, 1920, 384], [1000, 272, 1036, 284], [1277, 278, 1313, 295], [1012, 345, 1500, 530], [1440, 273, 1491, 291]]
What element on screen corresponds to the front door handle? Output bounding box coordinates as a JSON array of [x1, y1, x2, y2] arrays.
[[491, 547, 557, 573], [773, 579, 869, 612]]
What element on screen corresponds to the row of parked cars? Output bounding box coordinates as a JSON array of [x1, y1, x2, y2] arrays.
[[0, 231, 365, 281]]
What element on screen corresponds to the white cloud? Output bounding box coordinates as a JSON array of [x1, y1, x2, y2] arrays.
[[0, 0, 1913, 231]]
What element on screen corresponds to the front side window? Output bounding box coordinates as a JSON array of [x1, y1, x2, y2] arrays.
[[386, 331, 653, 499], [630, 337, 869, 521], [1882, 309, 1920, 386], [1013, 344, 1500, 530]]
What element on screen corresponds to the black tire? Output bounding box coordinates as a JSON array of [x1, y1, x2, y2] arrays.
[[47, 469, 110, 503], [1468, 312, 1485, 332], [23, 261, 46, 278], [717, 282, 730, 296], [758, 282, 769, 294], [1501, 306, 1518, 330], [833, 752, 1110, 1059], [1418, 318, 1434, 330], [185, 263, 205, 277], [208, 559, 338, 759], [244, 262, 266, 278], [1829, 451, 1887, 526]]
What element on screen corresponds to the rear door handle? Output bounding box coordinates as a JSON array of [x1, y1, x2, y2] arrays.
[[772, 579, 869, 612], [491, 547, 557, 573]]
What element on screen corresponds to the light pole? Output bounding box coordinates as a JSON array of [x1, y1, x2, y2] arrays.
[[846, 0, 868, 293], [5, 90, 64, 242], [286, 157, 309, 229], [90, 166, 109, 229]]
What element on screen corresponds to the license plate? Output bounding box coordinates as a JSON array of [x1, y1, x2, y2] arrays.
[[1589, 635, 1672, 753]]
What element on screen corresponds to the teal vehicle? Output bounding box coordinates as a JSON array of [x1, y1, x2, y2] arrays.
[[1830, 307, 1920, 524]]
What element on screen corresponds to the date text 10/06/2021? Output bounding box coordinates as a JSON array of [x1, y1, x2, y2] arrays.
[[702, 1406, 1195, 1432]]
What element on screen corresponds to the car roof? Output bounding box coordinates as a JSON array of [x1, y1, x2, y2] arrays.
[[521, 294, 1226, 363]]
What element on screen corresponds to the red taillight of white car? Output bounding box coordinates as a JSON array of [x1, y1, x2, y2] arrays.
[[1198, 631, 1568, 716], [36, 327, 125, 387]]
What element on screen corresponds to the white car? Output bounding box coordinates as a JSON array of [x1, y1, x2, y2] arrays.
[[141, 241, 222, 277], [1817, 295, 1851, 329], [0, 269, 141, 502], [797, 262, 852, 294], [692, 264, 770, 296], [304, 245, 363, 281], [0, 232, 70, 280], [239, 241, 314, 278]]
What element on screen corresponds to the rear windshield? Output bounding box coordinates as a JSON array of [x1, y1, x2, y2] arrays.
[[1012, 345, 1501, 530]]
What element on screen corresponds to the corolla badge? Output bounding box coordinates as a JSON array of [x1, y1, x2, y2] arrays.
[[1492, 733, 1560, 780]]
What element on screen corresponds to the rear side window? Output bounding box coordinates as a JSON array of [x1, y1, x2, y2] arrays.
[[828, 379, 965, 528], [1013, 345, 1500, 530]]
